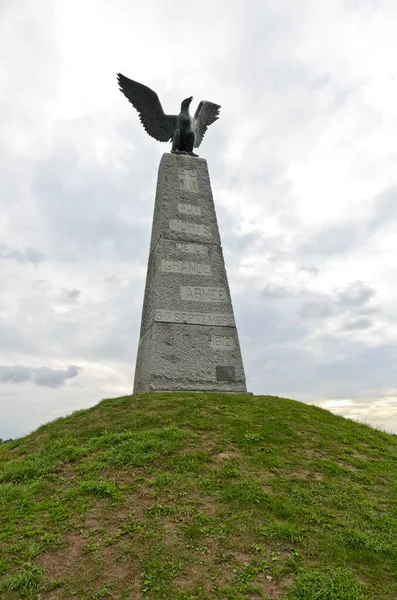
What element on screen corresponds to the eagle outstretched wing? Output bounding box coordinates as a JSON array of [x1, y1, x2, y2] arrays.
[[117, 73, 177, 142], [193, 101, 221, 148]]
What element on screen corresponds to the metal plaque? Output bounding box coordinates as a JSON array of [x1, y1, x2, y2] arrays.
[[216, 366, 236, 381]]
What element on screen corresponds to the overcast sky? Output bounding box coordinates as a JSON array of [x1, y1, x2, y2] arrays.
[[1, 0, 397, 439]]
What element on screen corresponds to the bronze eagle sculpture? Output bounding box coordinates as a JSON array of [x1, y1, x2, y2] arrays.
[[117, 73, 221, 156]]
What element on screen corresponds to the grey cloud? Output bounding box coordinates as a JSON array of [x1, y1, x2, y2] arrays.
[[293, 184, 397, 268], [342, 317, 374, 331], [296, 184, 397, 261], [235, 288, 309, 348], [206, 0, 366, 153], [300, 281, 377, 321], [0, 243, 45, 264], [300, 297, 336, 320], [338, 281, 375, 307], [0, 364, 82, 388], [259, 280, 377, 325], [369, 185, 397, 231], [309, 340, 397, 393], [261, 283, 297, 300], [345, 0, 386, 10], [58, 288, 81, 304], [239, 299, 396, 401], [33, 365, 82, 388], [298, 223, 363, 258], [298, 264, 320, 276], [0, 257, 141, 364], [0, 1, 60, 156], [0, 319, 41, 354], [30, 119, 155, 264], [294, 342, 394, 401], [0, 365, 31, 384]]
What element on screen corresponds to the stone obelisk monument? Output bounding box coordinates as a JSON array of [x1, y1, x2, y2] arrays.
[[116, 72, 247, 392], [133, 153, 247, 393]]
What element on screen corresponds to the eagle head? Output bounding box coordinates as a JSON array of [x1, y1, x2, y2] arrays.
[[181, 96, 193, 110]]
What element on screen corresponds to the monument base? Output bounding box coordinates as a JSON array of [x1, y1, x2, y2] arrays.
[[134, 322, 246, 394]]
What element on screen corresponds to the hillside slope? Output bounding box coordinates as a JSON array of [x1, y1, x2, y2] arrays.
[[1, 393, 397, 599]]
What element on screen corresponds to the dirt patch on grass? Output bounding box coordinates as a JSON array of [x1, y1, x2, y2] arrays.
[[256, 573, 293, 598], [215, 451, 239, 460], [336, 461, 360, 472], [40, 531, 87, 579], [174, 555, 234, 595], [196, 495, 220, 517], [289, 471, 323, 481], [174, 552, 292, 599], [52, 463, 77, 479], [226, 549, 254, 564], [81, 486, 157, 537], [289, 471, 310, 480], [40, 532, 141, 598]]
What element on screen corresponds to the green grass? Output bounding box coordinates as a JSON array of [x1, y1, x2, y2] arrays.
[[1, 392, 397, 598]]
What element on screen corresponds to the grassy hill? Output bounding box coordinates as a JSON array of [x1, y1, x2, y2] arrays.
[[1, 393, 397, 600]]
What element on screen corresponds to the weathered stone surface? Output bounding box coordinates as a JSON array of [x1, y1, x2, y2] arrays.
[[133, 153, 247, 393]]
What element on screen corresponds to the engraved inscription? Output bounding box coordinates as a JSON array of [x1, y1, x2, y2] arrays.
[[154, 310, 235, 327], [176, 242, 208, 255], [178, 168, 198, 193], [180, 286, 228, 303], [178, 203, 201, 216], [169, 219, 211, 236], [161, 260, 211, 275], [211, 336, 235, 350]]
